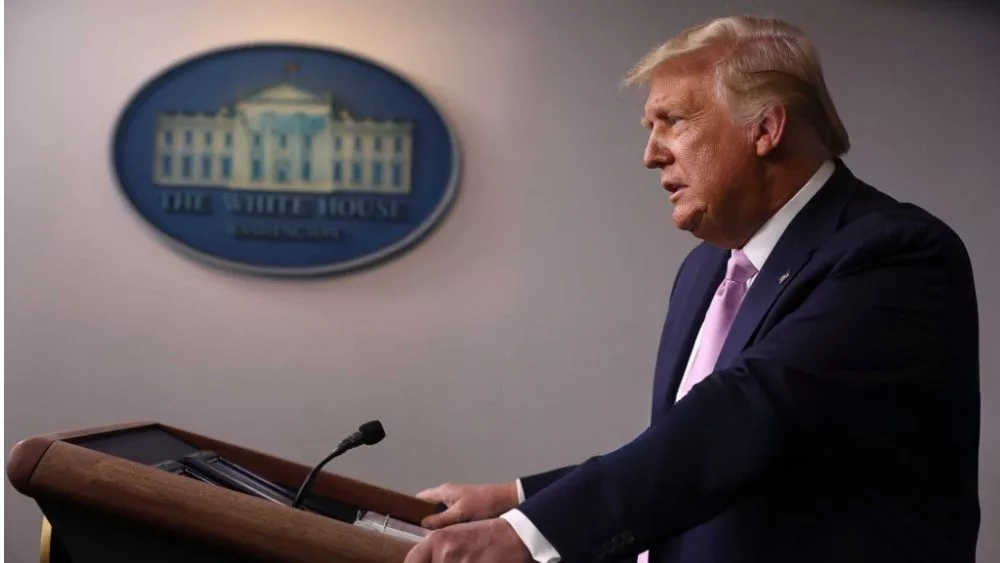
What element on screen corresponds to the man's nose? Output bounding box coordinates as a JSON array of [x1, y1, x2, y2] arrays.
[[644, 137, 672, 169]]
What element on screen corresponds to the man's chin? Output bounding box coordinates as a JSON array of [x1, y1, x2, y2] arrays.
[[672, 208, 703, 234]]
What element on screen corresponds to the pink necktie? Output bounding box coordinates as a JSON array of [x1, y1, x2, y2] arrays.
[[675, 249, 758, 401], [638, 251, 758, 563]]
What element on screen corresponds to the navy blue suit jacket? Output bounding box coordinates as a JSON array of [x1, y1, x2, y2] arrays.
[[517, 162, 980, 563]]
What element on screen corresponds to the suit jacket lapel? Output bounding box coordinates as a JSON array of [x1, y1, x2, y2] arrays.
[[713, 244, 812, 371], [652, 245, 727, 418], [714, 161, 859, 371]]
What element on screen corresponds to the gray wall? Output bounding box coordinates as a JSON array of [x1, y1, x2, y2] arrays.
[[6, 1, 998, 561]]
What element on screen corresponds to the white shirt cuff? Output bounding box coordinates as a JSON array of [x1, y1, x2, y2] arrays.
[[516, 478, 526, 503], [500, 509, 561, 563]]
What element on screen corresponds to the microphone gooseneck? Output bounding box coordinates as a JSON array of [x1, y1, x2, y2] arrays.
[[291, 420, 385, 509]]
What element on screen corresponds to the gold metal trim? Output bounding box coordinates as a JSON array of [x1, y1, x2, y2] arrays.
[[39, 517, 52, 563]]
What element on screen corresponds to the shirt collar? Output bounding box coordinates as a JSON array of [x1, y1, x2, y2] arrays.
[[740, 159, 835, 271]]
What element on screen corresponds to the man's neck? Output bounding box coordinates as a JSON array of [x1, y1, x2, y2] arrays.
[[738, 158, 835, 268], [727, 155, 825, 245], [761, 154, 828, 218]]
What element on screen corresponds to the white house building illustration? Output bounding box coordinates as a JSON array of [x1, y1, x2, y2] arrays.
[[153, 84, 413, 194]]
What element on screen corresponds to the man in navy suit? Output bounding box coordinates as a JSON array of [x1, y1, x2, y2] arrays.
[[404, 15, 980, 563]]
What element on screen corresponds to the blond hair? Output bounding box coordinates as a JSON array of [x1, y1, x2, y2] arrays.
[[624, 16, 849, 157]]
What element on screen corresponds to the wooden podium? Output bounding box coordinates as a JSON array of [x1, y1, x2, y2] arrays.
[[6, 422, 439, 562]]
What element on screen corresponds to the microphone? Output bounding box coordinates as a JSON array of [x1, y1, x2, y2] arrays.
[[291, 420, 385, 509]]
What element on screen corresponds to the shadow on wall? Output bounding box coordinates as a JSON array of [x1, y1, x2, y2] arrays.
[[850, 0, 1000, 15]]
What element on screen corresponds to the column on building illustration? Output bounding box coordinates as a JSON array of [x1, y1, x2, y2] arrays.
[[221, 129, 234, 181], [391, 135, 405, 188], [332, 133, 344, 186], [351, 133, 365, 186], [181, 129, 193, 180], [372, 135, 384, 188], [252, 132, 264, 183], [273, 131, 290, 184], [301, 133, 312, 183]]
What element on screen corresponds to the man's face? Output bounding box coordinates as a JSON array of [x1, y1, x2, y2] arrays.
[[641, 63, 761, 248]]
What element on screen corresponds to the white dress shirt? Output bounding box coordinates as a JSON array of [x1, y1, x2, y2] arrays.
[[500, 160, 836, 563]]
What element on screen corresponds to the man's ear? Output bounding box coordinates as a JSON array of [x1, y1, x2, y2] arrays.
[[753, 105, 788, 157]]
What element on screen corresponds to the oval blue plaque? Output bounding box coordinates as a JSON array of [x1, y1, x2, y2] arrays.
[[113, 44, 459, 276]]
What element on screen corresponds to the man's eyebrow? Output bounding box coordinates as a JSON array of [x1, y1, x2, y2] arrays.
[[640, 117, 652, 129]]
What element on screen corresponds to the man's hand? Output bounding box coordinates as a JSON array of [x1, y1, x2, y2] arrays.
[[416, 482, 519, 529], [404, 518, 532, 563]]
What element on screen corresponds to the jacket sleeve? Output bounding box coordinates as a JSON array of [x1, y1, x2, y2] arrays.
[[520, 465, 577, 498], [516, 216, 978, 563]]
